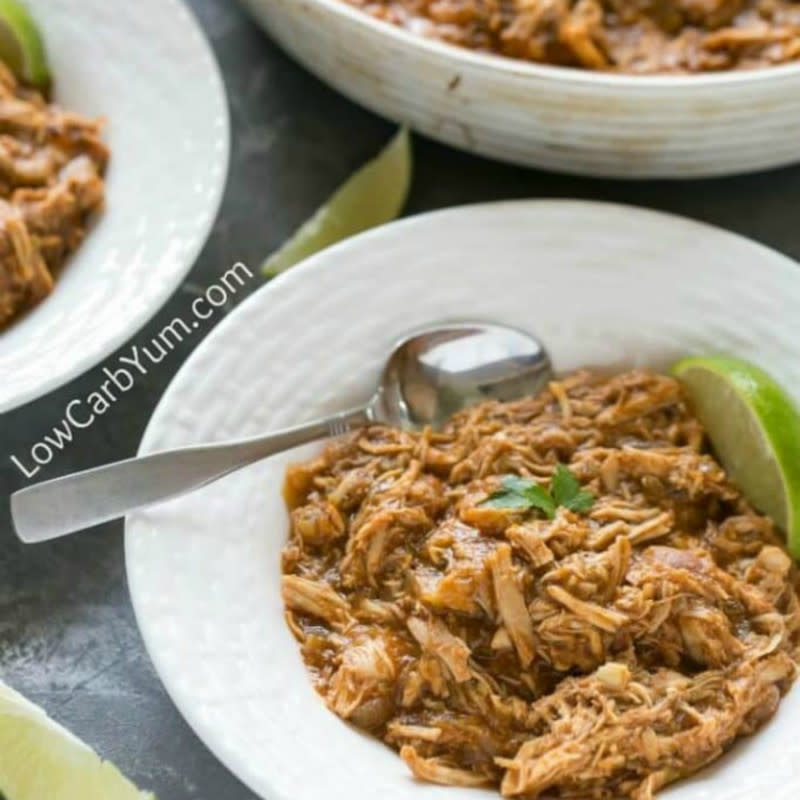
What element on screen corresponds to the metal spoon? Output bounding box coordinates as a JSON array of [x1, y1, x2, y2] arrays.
[[11, 322, 552, 543]]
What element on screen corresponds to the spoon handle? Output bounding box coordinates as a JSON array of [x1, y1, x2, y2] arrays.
[[11, 405, 372, 544]]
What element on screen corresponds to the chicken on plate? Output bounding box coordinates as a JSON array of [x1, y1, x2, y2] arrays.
[[281, 370, 799, 799], [0, 62, 108, 328], [341, 0, 800, 73]]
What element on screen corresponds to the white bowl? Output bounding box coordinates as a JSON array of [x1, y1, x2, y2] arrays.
[[240, 0, 800, 178], [0, 0, 229, 412], [127, 200, 800, 800]]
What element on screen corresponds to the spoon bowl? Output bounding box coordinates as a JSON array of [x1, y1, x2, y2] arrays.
[[374, 323, 552, 430]]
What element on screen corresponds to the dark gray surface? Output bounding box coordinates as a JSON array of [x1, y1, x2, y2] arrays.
[[1, 0, 799, 797]]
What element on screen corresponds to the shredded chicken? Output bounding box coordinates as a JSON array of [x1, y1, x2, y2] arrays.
[[0, 62, 108, 328], [341, 0, 800, 73], [281, 369, 800, 798], [489, 544, 538, 666]]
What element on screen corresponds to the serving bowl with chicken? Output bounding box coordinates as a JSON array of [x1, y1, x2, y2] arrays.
[[240, 0, 800, 177], [0, 0, 228, 412], [125, 201, 800, 800]]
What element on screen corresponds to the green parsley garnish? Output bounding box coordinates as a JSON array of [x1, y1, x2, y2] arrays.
[[480, 464, 594, 519]]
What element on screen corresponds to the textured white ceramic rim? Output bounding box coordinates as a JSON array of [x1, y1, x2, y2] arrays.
[[126, 200, 800, 800], [66, 0, 234, 397], [0, 0, 230, 412], [311, 0, 800, 88]]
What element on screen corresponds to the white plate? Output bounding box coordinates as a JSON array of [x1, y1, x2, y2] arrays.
[[0, 0, 229, 412], [126, 201, 800, 800], [241, 0, 800, 178]]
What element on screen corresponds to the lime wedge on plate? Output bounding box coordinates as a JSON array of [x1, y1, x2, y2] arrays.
[[0, 682, 155, 800], [0, 0, 50, 89], [672, 355, 800, 558], [263, 127, 412, 276]]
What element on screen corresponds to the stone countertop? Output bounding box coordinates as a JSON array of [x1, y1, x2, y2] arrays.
[[1, 0, 798, 797]]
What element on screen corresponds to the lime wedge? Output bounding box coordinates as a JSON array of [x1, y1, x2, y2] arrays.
[[0, 682, 155, 800], [672, 355, 800, 558], [263, 127, 412, 276], [0, 0, 50, 89]]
